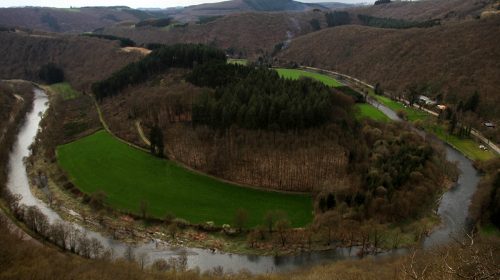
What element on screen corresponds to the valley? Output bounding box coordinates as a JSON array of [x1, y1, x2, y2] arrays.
[[0, 0, 499, 279]]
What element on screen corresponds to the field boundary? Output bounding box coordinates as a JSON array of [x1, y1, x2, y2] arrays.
[[91, 98, 311, 195]]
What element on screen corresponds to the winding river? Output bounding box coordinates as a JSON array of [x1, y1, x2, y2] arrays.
[[5, 88, 480, 274]]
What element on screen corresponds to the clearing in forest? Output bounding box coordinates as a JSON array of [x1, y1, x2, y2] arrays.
[[57, 131, 313, 227], [355, 103, 390, 122], [275, 68, 343, 88]]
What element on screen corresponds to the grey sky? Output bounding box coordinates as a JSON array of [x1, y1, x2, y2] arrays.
[[0, 0, 371, 9]]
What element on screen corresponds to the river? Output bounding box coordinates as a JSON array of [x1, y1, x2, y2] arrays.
[[4, 88, 480, 273]]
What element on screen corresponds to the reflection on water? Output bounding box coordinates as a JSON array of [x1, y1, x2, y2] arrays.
[[4, 88, 480, 274]]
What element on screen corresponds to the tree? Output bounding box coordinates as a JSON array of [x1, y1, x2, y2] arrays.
[[89, 191, 107, 210], [149, 124, 165, 158], [449, 113, 457, 135], [317, 211, 340, 245], [326, 193, 336, 210], [464, 91, 480, 113], [139, 200, 148, 219], [405, 84, 419, 106], [167, 223, 179, 239], [325, 11, 351, 27], [263, 210, 287, 233], [263, 211, 276, 233], [309, 19, 321, 31], [233, 208, 248, 232], [39, 63, 64, 84], [375, 0, 391, 5], [275, 217, 291, 246], [374, 82, 384, 95]]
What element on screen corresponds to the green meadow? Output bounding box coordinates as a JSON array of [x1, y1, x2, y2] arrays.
[[57, 131, 313, 227]]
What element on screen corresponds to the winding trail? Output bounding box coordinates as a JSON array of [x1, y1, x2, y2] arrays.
[[135, 120, 151, 146]]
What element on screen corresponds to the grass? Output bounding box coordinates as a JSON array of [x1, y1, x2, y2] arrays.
[[49, 82, 80, 100], [426, 123, 496, 161], [371, 94, 428, 122], [275, 68, 343, 88], [355, 103, 390, 123], [57, 131, 313, 228], [228, 58, 248, 66], [370, 93, 497, 161], [480, 223, 500, 237], [276, 68, 389, 123]]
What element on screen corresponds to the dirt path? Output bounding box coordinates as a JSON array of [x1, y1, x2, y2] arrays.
[[135, 120, 151, 146], [93, 98, 150, 153]]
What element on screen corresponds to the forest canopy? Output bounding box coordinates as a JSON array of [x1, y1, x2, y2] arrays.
[[92, 44, 226, 100], [188, 64, 354, 131]]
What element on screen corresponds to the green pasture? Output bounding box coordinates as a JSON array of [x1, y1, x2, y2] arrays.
[[57, 131, 313, 227], [355, 103, 390, 122], [227, 58, 248, 65], [49, 82, 80, 100], [275, 68, 342, 88]]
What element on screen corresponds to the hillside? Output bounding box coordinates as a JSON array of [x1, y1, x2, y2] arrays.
[[0, 30, 142, 91], [277, 16, 500, 119], [164, 0, 329, 21], [100, 11, 326, 57], [347, 0, 493, 21], [0, 6, 149, 33]]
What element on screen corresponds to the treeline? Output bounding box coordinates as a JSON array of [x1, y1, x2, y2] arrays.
[[470, 158, 500, 230], [38, 63, 64, 84], [323, 11, 440, 30], [357, 14, 440, 29], [197, 16, 223, 25], [325, 11, 351, 27], [135, 18, 173, 28], [336, 86, 365, 103], [188, 64, 353, 131], [92, 44, 226, 100], [81, 33, 136, 47], [317, 122, 456, 223]]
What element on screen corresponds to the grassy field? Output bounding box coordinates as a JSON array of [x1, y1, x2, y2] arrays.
[[275, 68, 343, 88], [355, 104, 390, 122], [227, 58, 248, 65], [57, 131, 313, 227], [370, 93, 496, 161], [426, 124, 496, 161], [276, 68, 389, 123], [371, 94, 428, 122], [49, 82, 80, 100]]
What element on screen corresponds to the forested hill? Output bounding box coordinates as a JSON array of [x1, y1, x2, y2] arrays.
[[0, 6, 146, 33], [346, 0, 493, 22], [0, 30, 142, 91], [99, 11, 325, 58], [277, 15, 500, 120], [91, 44, 226, 100], [187, 64, 354, 131]]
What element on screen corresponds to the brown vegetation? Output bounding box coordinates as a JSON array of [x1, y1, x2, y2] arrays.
[[347, 0, 491, 22], [469, 158, 500, 229], [0, 7, 140, 33], [101, 11, 326, 58], [0, 31, 142, 92], [278, 16, 500, 120]]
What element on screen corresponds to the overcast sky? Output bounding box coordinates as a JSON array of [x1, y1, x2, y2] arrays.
[[0, 0, 372, 9]]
